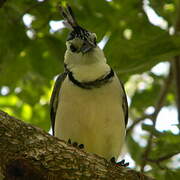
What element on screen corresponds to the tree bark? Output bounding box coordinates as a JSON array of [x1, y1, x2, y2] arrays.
[[0, 110, 154, 180], [173, 1, 180, 128]]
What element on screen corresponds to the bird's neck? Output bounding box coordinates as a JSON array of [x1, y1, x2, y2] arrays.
[[66, 62, 111, 83]]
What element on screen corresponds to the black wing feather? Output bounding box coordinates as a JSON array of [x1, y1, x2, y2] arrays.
[[50, 72, 67, 135], [119, 80, 128, 127]]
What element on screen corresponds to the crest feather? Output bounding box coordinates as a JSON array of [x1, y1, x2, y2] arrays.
[[58, 5, 78, 30]]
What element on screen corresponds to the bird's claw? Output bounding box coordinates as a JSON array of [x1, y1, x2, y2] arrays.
[[117, 159, 129, 167], [110, 157, 129, 167], [68, 139, 84, 149]]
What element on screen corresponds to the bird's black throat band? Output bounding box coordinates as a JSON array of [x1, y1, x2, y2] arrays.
[[66, 67, 114, 89]]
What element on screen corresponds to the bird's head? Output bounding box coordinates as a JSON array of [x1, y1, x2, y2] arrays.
[[66, 28, 97, 54], [59, 5, 105, 67]]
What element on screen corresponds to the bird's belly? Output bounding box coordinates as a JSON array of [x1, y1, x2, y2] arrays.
[[55, 77, 125, 160]]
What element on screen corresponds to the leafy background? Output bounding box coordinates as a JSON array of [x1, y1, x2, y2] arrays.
[[0, 0, 180, 179]]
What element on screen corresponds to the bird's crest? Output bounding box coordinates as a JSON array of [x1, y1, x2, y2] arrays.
[[58, 4, 91, 41], [58, 4, 78, 30]]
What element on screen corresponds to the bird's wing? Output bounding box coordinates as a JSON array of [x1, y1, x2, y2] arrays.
[[119, 80, 128, 127], [50, 72, 67, 135]]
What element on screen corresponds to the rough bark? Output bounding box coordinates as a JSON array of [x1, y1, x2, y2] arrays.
[[0, 110, 154, 180]]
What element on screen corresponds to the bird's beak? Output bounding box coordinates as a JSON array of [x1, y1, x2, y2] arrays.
[[80, 41, 96, 53]]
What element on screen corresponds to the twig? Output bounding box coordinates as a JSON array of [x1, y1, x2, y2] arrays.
[[141, 133, 153, 172], [20, 0, 49, 18], [145, 152, 180, 163], [144, 152, 180, 170], [126, 114, 152, 135], [152, 67, 173, 124], [127, 67, 173, 135]]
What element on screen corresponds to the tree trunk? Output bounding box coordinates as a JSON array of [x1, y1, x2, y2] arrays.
[[0, 110, 154, 180]]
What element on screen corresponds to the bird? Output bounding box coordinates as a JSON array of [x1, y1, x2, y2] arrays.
[[50, 5, 128, 164]]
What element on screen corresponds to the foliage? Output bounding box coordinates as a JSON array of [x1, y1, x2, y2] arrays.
[[0, 0, 180, 179]]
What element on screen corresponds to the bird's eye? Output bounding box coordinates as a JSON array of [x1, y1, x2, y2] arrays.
[[94, 37, 97, 45], [70, 44, 77, 52]]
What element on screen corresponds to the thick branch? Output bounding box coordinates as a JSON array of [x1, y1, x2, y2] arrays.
[[173, 0, 180, 129], [173, 57, 180, 127], [0, 110, 153, 180]]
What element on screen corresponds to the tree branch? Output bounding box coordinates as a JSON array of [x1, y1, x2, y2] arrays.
[[0, 110, 154, 180], [173, 1, 180, 129], [126, 114, 152, 135], [172, 57, 180, 128], [145, 152, 180, 163], [152, 67, 173, 123], [140, 68, 173, 172], [127, 67, 173, 136]]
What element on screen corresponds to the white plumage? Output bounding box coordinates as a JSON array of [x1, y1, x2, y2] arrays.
[[55, 70, 125, 160], [50, 5, 128, 161]]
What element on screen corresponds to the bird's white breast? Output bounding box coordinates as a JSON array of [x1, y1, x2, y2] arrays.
[[55, 75, 125, 160]]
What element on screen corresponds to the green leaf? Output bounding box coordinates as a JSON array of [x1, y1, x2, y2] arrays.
[[165, 170, 180, 180]]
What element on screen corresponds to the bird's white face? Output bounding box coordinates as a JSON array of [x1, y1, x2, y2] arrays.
[[64, 35, 106, 69], [64, 30, 110, 82]]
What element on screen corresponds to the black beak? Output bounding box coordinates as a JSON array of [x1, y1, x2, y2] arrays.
[[80, 41, 96, 53]]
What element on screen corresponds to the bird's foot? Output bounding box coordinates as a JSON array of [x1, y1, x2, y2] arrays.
[[110, 157, 129, 167], [68, 139, 84, 149]]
